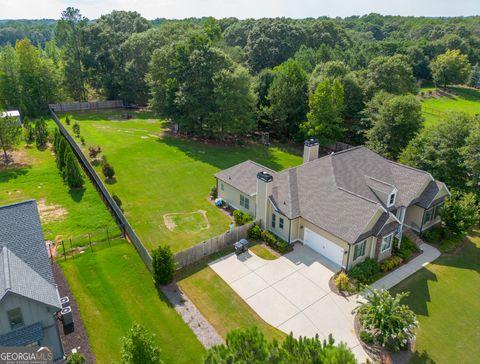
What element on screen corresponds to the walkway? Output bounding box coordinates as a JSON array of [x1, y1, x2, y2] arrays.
[[370, 243, 440, 290]]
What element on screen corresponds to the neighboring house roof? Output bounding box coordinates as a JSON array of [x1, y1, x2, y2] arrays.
[[215, 160, 276, 196], [0, 322, 43, 346], [217, 146, 449, 245], [0, 200, 60, 309]]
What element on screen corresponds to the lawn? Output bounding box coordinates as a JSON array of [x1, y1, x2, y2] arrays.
[[0, 139, 120, 245], [59, 240, 205, 364], [419, 86, 480, 126], [61, 110, 302, 252], [391, 229, 480, 364], [178, 265, 285, 342], [249, 244, 279, 260]]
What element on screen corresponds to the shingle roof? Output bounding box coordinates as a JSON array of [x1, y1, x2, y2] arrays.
[[217, 146, 447, 244], [0, 322, 43, 346], [215, 160, 276, 196], [0, 200, 60, 308], [413, 180, 448, 209]]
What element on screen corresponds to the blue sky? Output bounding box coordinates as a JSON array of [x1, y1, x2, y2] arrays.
[[0, 0, 478, 19]]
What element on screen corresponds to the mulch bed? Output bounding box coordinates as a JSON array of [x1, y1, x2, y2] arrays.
[[328, 273, 357, 297], [52, 263, 95, 363], [354, 313, 414, 364]]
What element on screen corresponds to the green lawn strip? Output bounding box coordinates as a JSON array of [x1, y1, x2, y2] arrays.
[[249, 243, 280, 260], [0, 139, 120, 245], [419, 87, 480, 127], [178, 266, 286, 342], [59, 241, 205, 364], [390, 229, 480, 364], [60, 110, 302, 252]]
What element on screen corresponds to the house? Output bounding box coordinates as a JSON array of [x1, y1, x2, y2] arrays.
[[215, 139, 449, 270], [0, 110, 22, 125], [0, 200, 64, 361]]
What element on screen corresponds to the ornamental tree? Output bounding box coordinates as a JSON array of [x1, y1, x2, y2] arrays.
[[0, 115, 21, 164], [121, 323, 162, 364]]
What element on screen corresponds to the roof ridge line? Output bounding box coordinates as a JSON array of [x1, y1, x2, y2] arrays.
[[330, 145, 364, 156], [245, 160, 276, 173], [337, 186, 380, 205], [366, 175, 395, 187], [388, 160, 434, 180]]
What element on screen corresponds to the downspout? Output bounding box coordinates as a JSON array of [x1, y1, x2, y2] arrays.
[[420, 209, 426, 235], [345, 244, 352, 272], [288, 219, 292, 244]]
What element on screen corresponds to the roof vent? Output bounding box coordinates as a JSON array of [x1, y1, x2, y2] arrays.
[[257, 171, 273, 182], [304, 138, 319, 147]]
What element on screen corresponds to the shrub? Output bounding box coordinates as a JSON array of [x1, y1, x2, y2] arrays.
[[63, 148, 84, 189], [151, 245, 175, 285], [121, 323, 162, 364], [393, 236, 418, 261], [66, 352, 85, 364], [112, 194, 123, 210], [34, 119, 48, 148], [248, 224, 262, 240], [441, 190, 480, 236], [65, 115, 71, 125], [233, 210, 252, 225], [102, 162, 115, 180], [88, 146, 102, 159], [260, 229, 292, 254], [80, 136, 85, 146], [72, 122, 80, 137], [335, 272, 350, 291], [210, 186, 217, 199], [23, 120, 35, 144], [439, 235, 464, 253], [423, 227, 446, 244], [359, 330, 374, 344], [380, 256, 403, 273], [348, 258, 380, 285], [355, 288, 418, 351]]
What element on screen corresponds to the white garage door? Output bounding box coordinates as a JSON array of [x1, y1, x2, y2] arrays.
[[304, 228, 344, 267]]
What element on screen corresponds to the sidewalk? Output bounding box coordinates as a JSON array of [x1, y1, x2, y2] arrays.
[[370, 243, 440, 290]]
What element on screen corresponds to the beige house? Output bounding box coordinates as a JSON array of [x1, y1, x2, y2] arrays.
[[215, 139, 449, 270]]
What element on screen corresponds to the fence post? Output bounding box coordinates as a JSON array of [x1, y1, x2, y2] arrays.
[[88, 233, 93, 253], [61, 240, 66, 261], [70, 238, 74, 259]]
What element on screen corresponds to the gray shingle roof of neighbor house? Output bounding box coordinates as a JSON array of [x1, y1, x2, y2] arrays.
[[0, 200, 60, 309], [216, 146, 449, 245], [0, 322, 43, 346], [215, 160, 276, 196]]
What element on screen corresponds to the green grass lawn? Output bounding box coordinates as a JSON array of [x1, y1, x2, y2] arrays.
[[419, 87, 480, 126], [178, 266, 285, 342], [391, 230, 480, 364], [61, 110, 302, 252], [0, 140, 120, 245], [59, 240, 205, 364], [249, 244, 279, 260]]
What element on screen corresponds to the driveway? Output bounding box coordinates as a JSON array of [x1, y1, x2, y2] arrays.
[[209, 244, 369, 362]]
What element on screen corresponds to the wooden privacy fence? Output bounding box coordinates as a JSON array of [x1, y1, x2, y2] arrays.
[[174, 221, 256, 270], [49, 107, 153, 271], [48, 100, 124, 113]]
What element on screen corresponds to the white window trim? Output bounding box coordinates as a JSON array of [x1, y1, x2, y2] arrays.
[[387, 190, 397, 207], [353, 240, 366, 261], [381, 233, 393, 252]]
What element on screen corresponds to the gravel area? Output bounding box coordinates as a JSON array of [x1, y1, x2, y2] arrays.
[[161, 282, 224, 349], [52, 262, 95, 363]]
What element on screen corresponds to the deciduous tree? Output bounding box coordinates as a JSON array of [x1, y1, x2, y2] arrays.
[[430, 49, 472, 88], [121, 323, 162, 364], [0, 115, 21, 163]]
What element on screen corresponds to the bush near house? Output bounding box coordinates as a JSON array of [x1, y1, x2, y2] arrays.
[[233, 210, 252, 226], [380, 256, 403, 273], [261, 229, 292, 254], [335, 271, 357, 293], [210, 186, 217, 199], [248, 224, 262, 240], [393, 236, 418, 260], [348, 258, 380, 285]]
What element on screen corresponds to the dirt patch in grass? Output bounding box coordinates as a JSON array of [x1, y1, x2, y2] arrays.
[[37, 198, 68, 223], [164, 210, 210, 233], [0, 148, 34, 168]]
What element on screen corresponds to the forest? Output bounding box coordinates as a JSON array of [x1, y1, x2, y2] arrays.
[[0, 11, 479, 148]]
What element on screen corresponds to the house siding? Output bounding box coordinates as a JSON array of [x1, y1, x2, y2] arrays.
[[348, 236, 376, 268], [374, 231, 394, 262], [0, 293, 63, 361], [404, 205, 424, 232], [267, 206, 290, 242], [217, 179, 256, 217]]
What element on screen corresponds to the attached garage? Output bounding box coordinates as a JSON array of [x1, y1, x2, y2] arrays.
[[304, 228, 345, 267]]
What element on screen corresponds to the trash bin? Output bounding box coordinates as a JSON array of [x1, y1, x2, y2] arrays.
[[234, 238, 249, 255]]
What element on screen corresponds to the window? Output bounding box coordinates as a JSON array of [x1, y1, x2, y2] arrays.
[[240, 195, 249, 210], [423, 204, 442, 225], [387, 192, 396, 207], [381, 233, 393, 252], [7, 308, 24, 330], [221, 183, 224, 191], [279, 217, 284, 229], [353, 240, 366, 260], [271, 213, 276, 228]]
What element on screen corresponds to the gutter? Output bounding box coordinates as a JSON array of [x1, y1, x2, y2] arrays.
[[345, 244, 352, 272]]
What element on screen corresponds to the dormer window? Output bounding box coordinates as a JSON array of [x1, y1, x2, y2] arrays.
[[387, 192, 396, 207]]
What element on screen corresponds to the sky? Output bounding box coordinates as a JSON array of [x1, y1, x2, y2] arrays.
[[0, 0, 478, 20]]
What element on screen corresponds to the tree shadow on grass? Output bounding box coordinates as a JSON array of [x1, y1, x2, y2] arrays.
[[59, 109, 156, 122], [69, 187, 85, 203], [0, 166, 30, 183], [160, 135, 299, 172], [409, 350, 436, 364]]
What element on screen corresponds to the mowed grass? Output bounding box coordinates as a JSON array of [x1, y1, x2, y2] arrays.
[[178, 266, 285, 342], [0, 140, 119, 243], [249, 244, 279, 260], [59, 240, 205, 364], [419, 86, 480, 126], [61, 110, 302, 252], [391, 230, 480, 364]]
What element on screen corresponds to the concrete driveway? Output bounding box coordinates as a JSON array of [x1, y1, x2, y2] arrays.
[[209, 244, 368, 362]]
